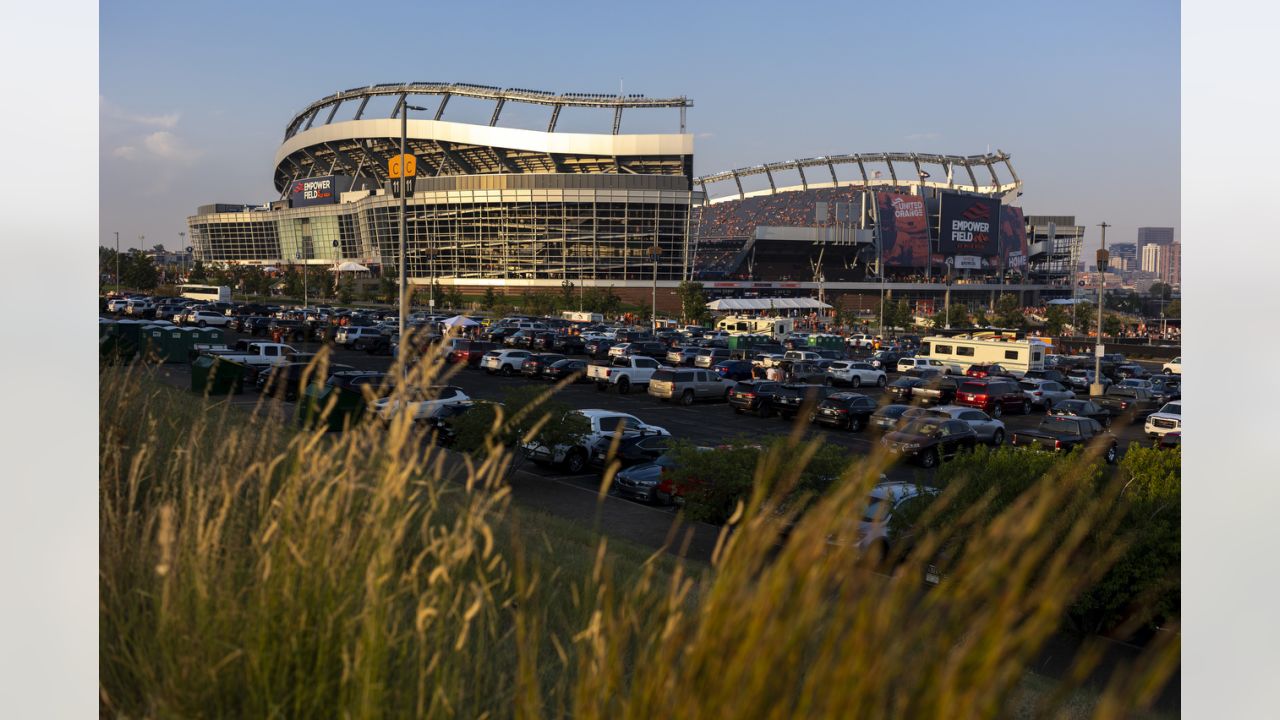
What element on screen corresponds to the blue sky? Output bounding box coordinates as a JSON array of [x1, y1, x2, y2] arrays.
[[100, 0, 1178, 254]]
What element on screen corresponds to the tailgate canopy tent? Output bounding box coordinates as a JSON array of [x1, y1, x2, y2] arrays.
[[706, 297, 832, 312], [441, 315, 481, 329], [331, 261, 371, 272]]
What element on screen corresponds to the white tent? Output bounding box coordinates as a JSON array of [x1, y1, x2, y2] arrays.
[[332, 261, 371, 272], [441, 315, 480, 328], [706, 297, 832, 312]]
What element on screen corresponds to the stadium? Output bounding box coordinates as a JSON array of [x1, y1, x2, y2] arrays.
[[188, 82, 1079, 312]]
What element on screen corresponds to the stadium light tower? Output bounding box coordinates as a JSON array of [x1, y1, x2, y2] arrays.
[[398, 102, 428, 380]]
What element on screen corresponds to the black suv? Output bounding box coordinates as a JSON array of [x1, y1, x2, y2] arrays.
[[811, 392, 879, 431], [773, 384, 838, 420], [728, 380, 785, 418]]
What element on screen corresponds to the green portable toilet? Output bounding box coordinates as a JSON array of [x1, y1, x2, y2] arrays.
[[209, 357, 245, 394], [140, 325, 166, 361]]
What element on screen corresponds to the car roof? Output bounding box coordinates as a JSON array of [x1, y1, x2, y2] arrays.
[[869, 481, 939, 503], [576, 409, 640, 420]]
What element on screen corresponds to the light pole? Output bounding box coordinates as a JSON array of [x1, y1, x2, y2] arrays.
[[178, 232, 185, 281], [114, 231, 120, 294], [1091, 222, 1110, 397], [649, 242, 662, 334], [297, 253, 308, 308], [398, 103, 428, 377]]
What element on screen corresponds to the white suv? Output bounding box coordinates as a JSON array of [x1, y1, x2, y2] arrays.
[[897, 357, 948, 374], [481, 349, 532, 375], [334, 326, 383, 349], [1162, 356, 1181, 374], [826, 361, 888, 388], [190, 310, 230, 328]]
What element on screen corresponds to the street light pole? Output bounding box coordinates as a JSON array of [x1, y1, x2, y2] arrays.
[[398, 104, 409, 374], [650, 241, 661, 334], [1091, 222, 1110, 396], [114, 231, 120, 294]]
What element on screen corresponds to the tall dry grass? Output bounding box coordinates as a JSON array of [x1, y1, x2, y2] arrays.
[[100, 347, 1177, 718]]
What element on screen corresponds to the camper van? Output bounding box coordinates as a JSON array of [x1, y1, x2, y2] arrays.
[[715, 315, 795, 342], [917, 333, 1048, 378]]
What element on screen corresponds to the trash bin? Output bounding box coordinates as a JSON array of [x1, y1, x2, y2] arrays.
[[297, 383, 365, 432], [191, 354, 215, 393]]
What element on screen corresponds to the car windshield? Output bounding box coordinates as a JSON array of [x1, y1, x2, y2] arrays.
[[1159, 403, 1181, 415]]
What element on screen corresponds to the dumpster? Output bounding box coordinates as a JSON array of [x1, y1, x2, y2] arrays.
[[191, 355, 244, 395], [297, 383, 366, 432]]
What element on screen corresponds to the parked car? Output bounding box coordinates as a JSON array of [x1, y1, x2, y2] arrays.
[[713, 360, 755, 381], [523, 409, 669, 474], [694, 347, 732, 368], [1095, 385, 1162, 421], [256, 361, 355, 400], [810, 392, 879, 431], [590, 432, 675, 470], [445, 340, 499, 366], [268, 319, 310, 343], [1065, 369, 1111, 392], [1144, 401, 1182, 439], [870, 404, 915, 433], [897, 356, 949, 374], [923, 405, 1007, 446], [587, 355, 665, 394], [1146, 374, 1182, 403], [911, 374, 960, 407], [1018, 378, 1076, 410], [881, 417, 979, 469], [867, 350, 905, 371], [1113, 363, 1149, 380], [1162, 356, 1181, 374], [480, 349, 533, 375], [648, 368, 734, 405], [372, 386, 472, 421], [727, 380, 786, 417], [1010, 415, 1119, 464], [953, 377, 1031, 417], [334, 326, 384, 350], [544, 358, 590, 382], [826, 360, 888, 388], [666, 346, 701, 366], [964, 363, 1014, 379], [520, 353, 567, 379], [1021, 368, 1068, 384], [1047, 399, 1115, 428], [773, 384, 838, 420], [188, 310, 231, 328], [886, 376, 925, 403]]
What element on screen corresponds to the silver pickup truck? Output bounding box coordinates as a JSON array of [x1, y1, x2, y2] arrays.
[[647, 368, 735, 405]]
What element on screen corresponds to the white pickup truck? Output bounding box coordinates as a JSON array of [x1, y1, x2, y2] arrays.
[[523, 409, 670, 474], [202, 342, 298, 368], [586, 355, 665, 394]]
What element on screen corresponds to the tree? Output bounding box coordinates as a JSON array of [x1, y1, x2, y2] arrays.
[[678, 281, 710, 326], [560, 280, 576, 307], [188, 260, 208, 282], [881, 300, 913, 333], [443, 286, 464, 311], [1102, 313, 1124, 337], [972, 306, 990, 328], [1148, 282, 1172, 301], [121, 252, 159, 290], [1071, 301, 1095, 335], [929, 303, 969, 330], [337, 276, 355, 305], [994, 293, 1026, 329], [378, 275, 397, 304], [1162, 300, 1180, 319], [481, 286, 497, 311], [1044, 304, 1069, 336]]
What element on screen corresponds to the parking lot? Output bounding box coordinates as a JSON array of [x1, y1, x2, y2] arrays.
[[137, 323, 1161, 503]]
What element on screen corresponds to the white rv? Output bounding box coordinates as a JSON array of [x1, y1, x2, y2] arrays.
[[715, 315, 795, 341], [917, 333, 1048, 377]]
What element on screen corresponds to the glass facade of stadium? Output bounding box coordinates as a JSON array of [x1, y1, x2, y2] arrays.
[[189, 174, 694, 284]]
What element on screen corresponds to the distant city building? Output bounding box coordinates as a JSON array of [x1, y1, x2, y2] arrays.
[[1110, 242, 1137, 272], [1163, 242, 1181, 286], [1141, 243, 1165, 275], [1137, 227, 1175, 247]]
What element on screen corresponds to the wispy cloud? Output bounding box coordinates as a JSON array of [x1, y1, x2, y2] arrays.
[[100, 96, 180, 128]]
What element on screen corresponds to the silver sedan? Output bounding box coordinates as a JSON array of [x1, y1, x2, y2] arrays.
[[923, 405, 1007, 446]]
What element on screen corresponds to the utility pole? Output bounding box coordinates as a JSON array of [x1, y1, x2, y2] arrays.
[[114, 231, 120, 294], [1091, 222, 1110, 396]]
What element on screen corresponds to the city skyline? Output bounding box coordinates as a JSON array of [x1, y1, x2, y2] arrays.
[[100, 0, 1179, 256]]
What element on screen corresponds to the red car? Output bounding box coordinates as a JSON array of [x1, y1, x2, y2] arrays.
[[964, 363, 1013, 379], [953, 377, 1031, 417]]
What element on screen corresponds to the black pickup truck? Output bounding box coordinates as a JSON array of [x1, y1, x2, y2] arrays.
[[1009, 415, 1119, 464], [1095, 385, 1162, 421]]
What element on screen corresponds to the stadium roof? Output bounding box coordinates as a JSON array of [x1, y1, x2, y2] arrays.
[[707, 298, 832, 311]]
